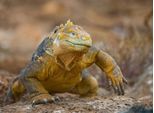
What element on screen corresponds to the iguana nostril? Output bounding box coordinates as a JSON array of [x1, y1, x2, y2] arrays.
[[81, 37, 86, 40], [81, 36, 90, 40]]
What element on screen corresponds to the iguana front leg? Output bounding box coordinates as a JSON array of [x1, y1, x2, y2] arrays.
[[95, 50, 127, 95], [20, 60, 59, 106]]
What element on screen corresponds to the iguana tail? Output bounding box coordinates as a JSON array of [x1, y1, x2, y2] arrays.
[[4, 77, 25, 104]]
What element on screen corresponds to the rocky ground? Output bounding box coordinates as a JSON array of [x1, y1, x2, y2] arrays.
[[1, 94, 153, 113]]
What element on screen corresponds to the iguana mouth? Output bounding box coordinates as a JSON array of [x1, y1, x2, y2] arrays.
[[65, 40, 91, 48]]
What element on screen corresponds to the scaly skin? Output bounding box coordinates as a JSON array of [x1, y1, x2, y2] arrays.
[[5, 20, 127, 105]]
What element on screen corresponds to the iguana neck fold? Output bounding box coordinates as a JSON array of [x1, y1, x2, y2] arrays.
[[55, 52, 82, 71]]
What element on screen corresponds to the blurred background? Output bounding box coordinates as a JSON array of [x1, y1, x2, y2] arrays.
[[0, 0, 152, 105]]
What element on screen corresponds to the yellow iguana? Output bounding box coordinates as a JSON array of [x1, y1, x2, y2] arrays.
[[5, 20, 127, 106]]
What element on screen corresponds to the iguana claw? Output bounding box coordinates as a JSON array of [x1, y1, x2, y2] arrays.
[[108, 76, 127, 95], [31, 94, 61, 107]]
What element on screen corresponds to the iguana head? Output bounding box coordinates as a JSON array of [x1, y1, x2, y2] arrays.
[[49, 20, 92, 56]]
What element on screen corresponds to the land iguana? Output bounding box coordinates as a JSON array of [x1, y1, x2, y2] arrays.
[[5, 20, 127, 106]]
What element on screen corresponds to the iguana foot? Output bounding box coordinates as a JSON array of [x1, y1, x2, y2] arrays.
[[31, 94, 61, 106], [70, 75, 98, 97]]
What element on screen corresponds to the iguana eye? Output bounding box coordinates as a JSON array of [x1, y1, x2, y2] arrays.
[[69, 32, 76, 38], [72, 32, 75, 35], [71, 32, 75, 36]]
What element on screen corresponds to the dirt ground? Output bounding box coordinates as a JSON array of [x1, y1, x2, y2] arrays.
[[1, 94, 153, 113], [0, 0, 153, 112]]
